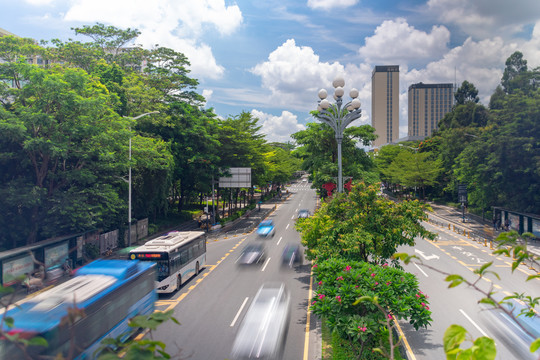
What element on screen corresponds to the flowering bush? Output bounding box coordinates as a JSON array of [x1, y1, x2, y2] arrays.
[[310, 258, 431, 358]]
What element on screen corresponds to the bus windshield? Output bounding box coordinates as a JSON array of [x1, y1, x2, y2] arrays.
[[155, 260, 170, 280]]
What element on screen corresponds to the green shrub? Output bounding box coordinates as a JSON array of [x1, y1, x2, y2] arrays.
[[83, 243, 100, 260]]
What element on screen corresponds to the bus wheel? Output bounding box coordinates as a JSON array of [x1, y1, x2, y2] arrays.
[[177, 275, 182, 291], [195, 262, 200, 275]]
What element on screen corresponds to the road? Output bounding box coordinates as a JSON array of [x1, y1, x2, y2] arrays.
[[399, 215, 540, 360], [150, 181, 319, 360]]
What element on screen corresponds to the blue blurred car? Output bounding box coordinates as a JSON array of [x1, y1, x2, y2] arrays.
[[256, 220, 275, 238]]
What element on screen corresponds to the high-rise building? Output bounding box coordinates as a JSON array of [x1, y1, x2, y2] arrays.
[[371, 65, 399, 147], [408, 83, 454, 138]]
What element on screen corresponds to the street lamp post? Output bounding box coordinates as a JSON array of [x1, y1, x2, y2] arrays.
[[315, 77, 362, 193], [124, 111, 159, 248]]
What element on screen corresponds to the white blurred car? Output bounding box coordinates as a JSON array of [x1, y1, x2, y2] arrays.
[[231, 283, 291, 359], [479, 297, 540, 360]]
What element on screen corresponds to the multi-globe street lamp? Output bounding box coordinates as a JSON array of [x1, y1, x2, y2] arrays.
[[124, 111, 159, 247], [315, 76, 362, 193]]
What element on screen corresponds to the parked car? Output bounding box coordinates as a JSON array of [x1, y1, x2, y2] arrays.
[[231, 283, 291, 359], [237, 243, 266, 266], [256, 220, 275, 238], [297, 209, 310, 219], [281, 244, 303, 268]]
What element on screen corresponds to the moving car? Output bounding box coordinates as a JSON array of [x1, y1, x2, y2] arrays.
[[297, 209, 310, 219], [479, 297, 540, 360], [231, 283, 291, 359], [256, 220, 275, 238], [237, 243, 266, 266], [281, 244, 303, 268]]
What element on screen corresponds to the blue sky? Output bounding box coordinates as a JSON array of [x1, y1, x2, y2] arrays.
[[1, 0, 540, 143]]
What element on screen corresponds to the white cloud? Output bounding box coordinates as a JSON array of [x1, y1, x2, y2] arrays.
[[251, 109, 305, 143], [401, 36, 519, 105], [250, 39, 346, 110], [426, 0, 540, 38], [307, 0, 359, 10], [23, 0, 54, 5], [358, 18, 450, 65], [137, 30, 225, 79], [63, 0, 242, 80], [202, 89, 213, 102], [522, 21, 540, 68], [201, 89, 213, 107]]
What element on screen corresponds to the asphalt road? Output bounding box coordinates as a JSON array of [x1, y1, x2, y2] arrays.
[[150, 181, 319, 360], [399, 215, 540, 360]]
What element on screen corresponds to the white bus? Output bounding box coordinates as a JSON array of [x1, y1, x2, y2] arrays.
[[129, 231, 206, 294]]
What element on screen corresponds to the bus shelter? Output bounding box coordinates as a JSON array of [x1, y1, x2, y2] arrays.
[[0, 233, 85, 286], [492, 207, 540, 239]]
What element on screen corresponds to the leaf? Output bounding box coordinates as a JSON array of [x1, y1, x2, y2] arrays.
[[531, 338, 540, 353], [471, 336, 496, 360], [473, 261, 493, 276], [443, 324, 467, 352], [27, 336, 48, 347], [478, 298, 497, 307], [445, 274, 465, 288], [527, 274, 540, 281]]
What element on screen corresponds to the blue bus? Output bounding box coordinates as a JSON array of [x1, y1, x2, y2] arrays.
[[0, 259, 156, 359]]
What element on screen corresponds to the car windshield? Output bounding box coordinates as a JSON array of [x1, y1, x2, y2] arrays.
[[259, 220, 273, 227]]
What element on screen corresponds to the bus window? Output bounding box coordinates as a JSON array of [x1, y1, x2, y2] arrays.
[[180, 250, 189, 265]]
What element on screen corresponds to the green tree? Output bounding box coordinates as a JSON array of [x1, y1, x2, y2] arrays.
[[0, 63, 171, 247], [263, 145, 301, 186], [501, 51, 528, 94], [454, 80, 479, 105], [454, 90, 540, 214], [292, 122, 377, 195], [386, 150, 442, 199], [296, 181, 435, 264], [489, 85, 506, 110]]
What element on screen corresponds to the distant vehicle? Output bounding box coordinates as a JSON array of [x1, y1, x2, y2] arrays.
[[129, 231, 206, 293], [238, 243, 266, 266], [281, 244, 303, 268], [297, 209, 311, 219], [256, 220, 275, 238], [0, 259, 156, 359], [479, 297, 540, 360], [302, 178, 308, 182], [231, 283, 291, 360]]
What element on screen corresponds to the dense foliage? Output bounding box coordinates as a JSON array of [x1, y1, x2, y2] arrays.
[[296, 181, 435, 264], [311, 258, 431, 359], [375, 52, 540, 215], [0, 26, 300, 249]]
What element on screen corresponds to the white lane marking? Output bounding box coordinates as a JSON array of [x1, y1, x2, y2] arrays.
[[459, 309, 488, 337], [414, 263, 429, 277], [277, 236, 283, 246], [230, 297, 249, 327], [261, 257, 271, 272], [286, 224, 290, 230], [291, 215, 295, 220]]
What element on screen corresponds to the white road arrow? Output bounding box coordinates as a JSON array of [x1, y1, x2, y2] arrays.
[[415, 249, 440, 261]]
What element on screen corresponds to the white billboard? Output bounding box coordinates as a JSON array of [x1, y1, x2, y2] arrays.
[[219, 167, 251, 188]]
